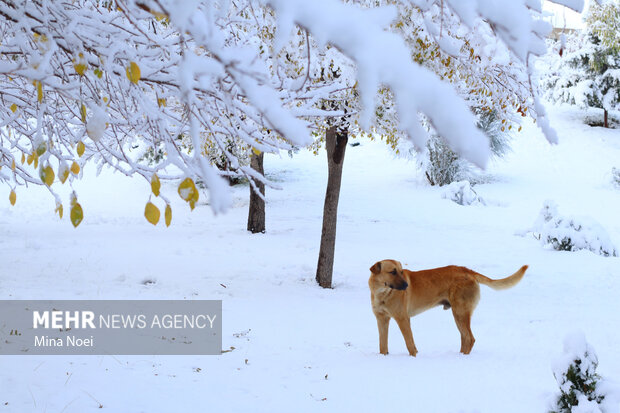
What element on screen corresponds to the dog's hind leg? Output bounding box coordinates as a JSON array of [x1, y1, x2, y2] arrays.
[[452, 309, 475, 354], [394, 317, 418, 357], [375, 312, 390, 355]]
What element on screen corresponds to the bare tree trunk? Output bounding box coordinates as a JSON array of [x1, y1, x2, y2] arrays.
[[247, 152, 265, 234], [316, 126, 348, 288], [604, 109, 609, 128]]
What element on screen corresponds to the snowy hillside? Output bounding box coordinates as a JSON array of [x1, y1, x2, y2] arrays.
[[1, 104, 619, 412]]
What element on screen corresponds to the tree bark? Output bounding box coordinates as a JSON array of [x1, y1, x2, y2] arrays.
[[247, 151, 265, 234], [604, 109, 609, 128], [316, 126, 348, 288]]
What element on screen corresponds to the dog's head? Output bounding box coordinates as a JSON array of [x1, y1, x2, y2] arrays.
[[369, 259, 408, 291]]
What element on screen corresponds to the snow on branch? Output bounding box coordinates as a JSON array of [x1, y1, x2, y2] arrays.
[[266, 0, 492, 167], [0, 0, 345, 218], [0, 0, 584, 223], [265, 0, 584, 159]]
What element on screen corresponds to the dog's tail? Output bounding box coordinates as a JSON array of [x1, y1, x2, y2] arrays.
[[472, 265, 528, 290]]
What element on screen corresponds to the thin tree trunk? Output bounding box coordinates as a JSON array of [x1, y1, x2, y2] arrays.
[[247, 152, 265, 233], [604, 109, 609, 128], [316, 126, 348, 288]]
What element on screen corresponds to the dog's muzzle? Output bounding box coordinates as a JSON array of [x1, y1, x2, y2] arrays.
[[394, 282, 408, 291]]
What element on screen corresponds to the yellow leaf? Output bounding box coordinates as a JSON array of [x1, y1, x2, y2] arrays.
[[33, 155, 39, 169], [144, 202, 160, 225], [9, 190, 16, 206], [80, 104, 87, 123], [150, 10, 167, 20], [178, 177, 199, 208], [36, 142, 47, 156], [165, 204, 172, 227], [157, 98, 166, 108], [12, 159, 16, 170], [70, 203, 83, 227], [126, 61, 141, 84], [59, 163, 70, 184], [36, 81, 43, 103], [151, 174, 161, 197], [77, 141, 85, 157], [26, 154, 33, 166], [40, 165, 55, 186], [56, 204, 63, 219], [70, 162, 80, 175], [10, 103, 17, 113], [74, 63, 87, 76], [252, 147, 261, 156]]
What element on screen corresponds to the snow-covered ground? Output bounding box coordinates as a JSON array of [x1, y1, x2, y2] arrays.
[[1, 104, 619, 412]]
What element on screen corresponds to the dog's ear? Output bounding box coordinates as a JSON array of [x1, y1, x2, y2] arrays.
[[370, 262, 382, 274]]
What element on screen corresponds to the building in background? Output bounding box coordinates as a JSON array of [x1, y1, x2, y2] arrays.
[[542, 0, 586, 39]]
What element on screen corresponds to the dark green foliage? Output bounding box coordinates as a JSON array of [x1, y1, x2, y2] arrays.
[[424, 108, 510, 186], [551, 356, 605, 413], [545, 2, 620, 128]]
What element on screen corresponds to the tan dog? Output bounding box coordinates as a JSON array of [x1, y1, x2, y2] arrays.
[[368, 259, 528, 356]]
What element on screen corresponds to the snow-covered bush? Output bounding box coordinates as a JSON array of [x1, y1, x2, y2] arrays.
[[612, 167, 620, 188], [550, 332, 615, 413], [424, 134, 464, 186], [422, 109, 512, 186], [441, 181, 485, 206], [530, 201, 617, 257]]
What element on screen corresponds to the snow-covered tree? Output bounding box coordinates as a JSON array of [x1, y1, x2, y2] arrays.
[[361, 1, 535, 186], [546, 1, 620, 128], [0, 0, 346, 226], [0, 0, 579, 240], [305, 0, 574, 287], [423, 109, 512, 186], [550, 332, 616, 413]]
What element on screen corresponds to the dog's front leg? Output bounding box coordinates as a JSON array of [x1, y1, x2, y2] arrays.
[[374, 313, 390, 355], [395, 317, 418, 357]]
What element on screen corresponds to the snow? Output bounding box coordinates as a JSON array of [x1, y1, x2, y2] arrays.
[[1, 104, 620, 412], [527, 200, 618, 257], [551, 331, 598, 384], [441, 180, 485, 206], [550, 331, 619, 413], [85, 106, 108, 143], [573, 395, 604, 413], [266, 0, 493, 167], [549, 0, 585, 13]]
